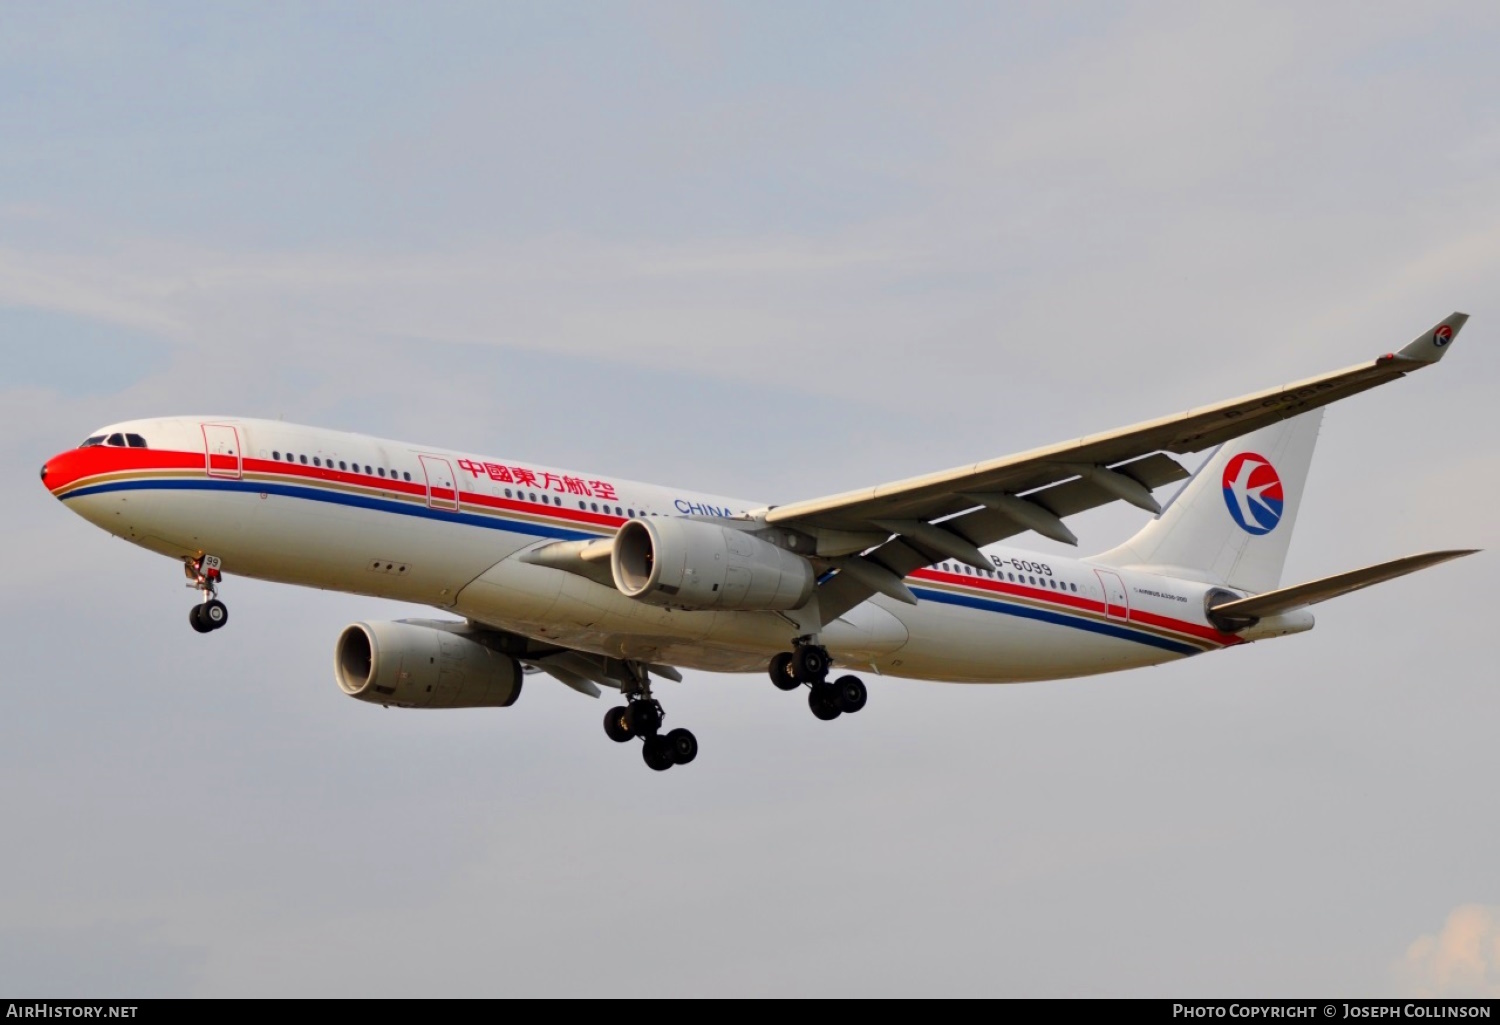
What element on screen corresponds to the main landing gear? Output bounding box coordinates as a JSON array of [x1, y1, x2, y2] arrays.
[[185, 554, 229, 634], [768, 641, 868, 721], [603, 666, 698, 772]]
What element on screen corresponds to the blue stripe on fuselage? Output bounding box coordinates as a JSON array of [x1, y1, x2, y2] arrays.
[[908, 585, 1200, 656], [60, 477, 598, 543]]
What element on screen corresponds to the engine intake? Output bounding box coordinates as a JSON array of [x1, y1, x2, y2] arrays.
[[612, 517, 814, 611], [335, 620, 522, 709]]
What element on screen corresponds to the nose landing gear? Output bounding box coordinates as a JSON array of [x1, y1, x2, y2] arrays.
[[768, 641, 870, 721], [185, 555, 229, 633]]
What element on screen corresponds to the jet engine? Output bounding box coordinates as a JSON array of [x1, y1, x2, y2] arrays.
[[335, 620, 522, 709], [611, 517, 814, 611]]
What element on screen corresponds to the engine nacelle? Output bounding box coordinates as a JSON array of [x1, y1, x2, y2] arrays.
[[335, 620, 522, 709], [612, 517, 815, 611]]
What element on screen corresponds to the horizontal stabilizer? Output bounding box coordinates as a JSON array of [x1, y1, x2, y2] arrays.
[[1209, 549, 1478, 621]]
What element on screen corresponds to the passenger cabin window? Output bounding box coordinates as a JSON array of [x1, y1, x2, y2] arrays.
[[377, 468, 386, 477], [299, 455, 308, 465], [403, 472, 411, 481]]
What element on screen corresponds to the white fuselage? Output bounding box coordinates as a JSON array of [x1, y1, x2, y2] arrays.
[[45, 416, 1258, 683]]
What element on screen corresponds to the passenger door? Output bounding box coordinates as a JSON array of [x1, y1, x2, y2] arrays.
[[420, 455, 459, 511], [202, 424, 242, 480], [1094, 569, 1130, 621]]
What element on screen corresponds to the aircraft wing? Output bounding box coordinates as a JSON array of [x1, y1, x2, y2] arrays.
[[765, 313, 1468, 623], [522, 648, 683, 699]]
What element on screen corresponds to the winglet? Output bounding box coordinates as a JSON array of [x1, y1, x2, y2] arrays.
[[1395, 312, 1468, 364]]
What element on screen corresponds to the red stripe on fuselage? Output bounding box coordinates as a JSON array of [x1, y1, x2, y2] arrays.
[[49, 447, 1239, 645], [909, 567, 1241, 646], [49, 446, 628, 529], [44, 445, 202, 493]]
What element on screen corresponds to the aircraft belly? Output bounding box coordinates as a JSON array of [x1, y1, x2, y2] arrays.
[[880, 599, 1182, 683], [77, 486, 522, 607], [455, 555, 787, 667], [821, 601, 910, 665], [454, 553, 916, 674]]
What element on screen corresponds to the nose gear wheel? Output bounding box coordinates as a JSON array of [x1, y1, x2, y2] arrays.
[[185, 556, 230, 633]]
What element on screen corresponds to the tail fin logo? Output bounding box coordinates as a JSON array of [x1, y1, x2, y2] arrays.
[[1434, 324, 1454, 347], [1221, 453, 1285, 535]]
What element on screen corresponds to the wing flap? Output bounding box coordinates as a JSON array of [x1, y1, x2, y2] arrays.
[[523, 649, 685, 698], [812, 454, 1195, 622]]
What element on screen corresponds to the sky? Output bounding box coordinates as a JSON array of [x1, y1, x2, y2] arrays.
[[2, 1, 1498, 998]]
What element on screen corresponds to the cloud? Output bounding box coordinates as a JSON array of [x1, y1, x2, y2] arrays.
[[1393, 905, 1500, 997]]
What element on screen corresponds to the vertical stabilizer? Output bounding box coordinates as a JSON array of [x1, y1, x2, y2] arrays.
[[1092, 409, 1323, 594]]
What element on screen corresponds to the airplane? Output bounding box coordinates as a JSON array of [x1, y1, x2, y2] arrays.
[[40, 314, 1478, 772]]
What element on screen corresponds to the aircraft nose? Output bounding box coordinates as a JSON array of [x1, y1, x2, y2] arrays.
[[40, 456, 64, 497]]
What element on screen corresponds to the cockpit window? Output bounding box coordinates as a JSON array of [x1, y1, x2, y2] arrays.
[[106, 433, 126, 446], [125, 434, 147, 448], [80, 435, 105, 448]]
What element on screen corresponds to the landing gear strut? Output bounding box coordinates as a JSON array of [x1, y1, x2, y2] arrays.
[[767, 640, 870, 721], [185, 555, 229, 634], [602, 664, 698, 772]]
